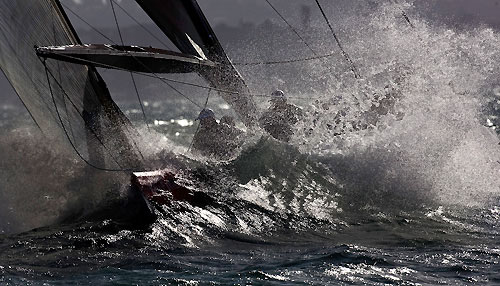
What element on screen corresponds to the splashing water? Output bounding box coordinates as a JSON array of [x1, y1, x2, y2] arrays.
[[1, 1, 500, 284]]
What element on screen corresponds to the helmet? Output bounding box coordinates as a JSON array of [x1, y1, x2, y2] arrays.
[[271, 89, 285, 98], [196, 108, 215, 120], [271, 89, 286, 104]]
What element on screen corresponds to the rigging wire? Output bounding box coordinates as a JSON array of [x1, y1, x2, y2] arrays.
[[107, 1, 211, 161], [263, 0, 358, 96], [314, 0, 360, 79], [50, 0, 419, 169], [62, 0, 352, 90], [232, 51, 337, 66], [42, 58, 133, 171], [401, 10, 414, 28], [116, 0, 339, 68], [32, 1, 420, 172], [57, 3, 148, 165], [62, 0, 336, 69], [202, 88, 211, 109], [110, 0, 150, 131], [392, 0, 414, 28], [60, 2, 199, 108], [188, 88, 212, 153], [60, 1, 419, 102], [110, 0, 174, 50], [42, 58, 135, 172], [264, 0, 317, 55], [220, 0, 337, 67], [106, 3, 148, 164], [0, 69, 42, 131], [45, 52, 325, 100]]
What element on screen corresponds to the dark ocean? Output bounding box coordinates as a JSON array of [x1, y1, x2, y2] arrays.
[[2, 2, 500, 285], [1, 94, 499, 285]]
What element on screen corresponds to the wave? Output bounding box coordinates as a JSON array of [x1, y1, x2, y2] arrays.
[[1, 1, 499, 240]]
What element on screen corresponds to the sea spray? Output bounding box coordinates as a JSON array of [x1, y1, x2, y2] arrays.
[[286, 1, 500, 210], [0, 124, 129, 233], [0, 2, 500, 284], [0, 0, 498, 239]]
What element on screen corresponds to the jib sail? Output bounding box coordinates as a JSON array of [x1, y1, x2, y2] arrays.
[[0, 0, 144, 170]]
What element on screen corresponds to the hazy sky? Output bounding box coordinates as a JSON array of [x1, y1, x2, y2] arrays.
[[2, 0, 500, 105], [62, 0, 500, 29], [63, 0, 275, 28]]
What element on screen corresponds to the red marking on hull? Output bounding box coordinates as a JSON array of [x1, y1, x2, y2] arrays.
[[131, 169, 195, 205]]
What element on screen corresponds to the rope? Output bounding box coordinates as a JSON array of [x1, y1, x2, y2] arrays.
[[231, 0, 335, 67], [42, 58, 135, 172], [233, 51, 337, 66], [263, 0, 357, 97], [110, 0, 124, 45], [60, 2, 199, 108], [110, 0, 150, 130], [188, 88, 212, 153], [59, 2, 368, 103], [60, 1, 340, 70], [314, 0, 360, 79], [60, 2, 114, 43], [265, 0, 316, 55], [203, 88, 211, 108], [50, 53, 328, 100]]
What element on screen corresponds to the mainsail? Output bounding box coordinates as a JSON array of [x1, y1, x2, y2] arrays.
[[0, 0, 144, 170]]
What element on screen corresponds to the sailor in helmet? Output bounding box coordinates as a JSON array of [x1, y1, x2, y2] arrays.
[[258, 89, 303, 142], [196, 108, 217, 127], [192, 108, 243, 159]]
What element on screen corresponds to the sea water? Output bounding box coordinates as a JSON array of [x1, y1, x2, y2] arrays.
[[1, 2, 500, 285]]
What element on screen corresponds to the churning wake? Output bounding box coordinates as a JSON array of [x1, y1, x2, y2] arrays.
[[142, 0, 500, 244]]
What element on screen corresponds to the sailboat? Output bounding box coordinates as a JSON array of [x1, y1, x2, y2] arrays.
[[0, 0, 257, 215], [0, 1, 413, 223]]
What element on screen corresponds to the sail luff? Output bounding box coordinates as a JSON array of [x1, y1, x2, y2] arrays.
[[51, 0, 81, 45]]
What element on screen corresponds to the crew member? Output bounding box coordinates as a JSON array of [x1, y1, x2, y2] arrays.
[[258, 90, 303, 142], [192, 109, 242, 159]]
